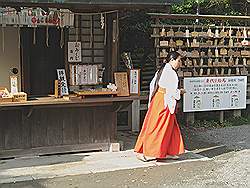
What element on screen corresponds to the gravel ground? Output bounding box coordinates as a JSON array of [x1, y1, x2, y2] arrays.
[[195, 125, 250, 150], [1, 124, 250, 188]]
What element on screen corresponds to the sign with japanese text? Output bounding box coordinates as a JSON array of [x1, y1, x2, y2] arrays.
[[10, 76, 18, 94], [68, 42, 82, 62], [129, 69, 140, 95], [57, 69, 69, 96], [114, 72, 129, 97], [0, 7, 74, 27], [183, 76, 247, 112]]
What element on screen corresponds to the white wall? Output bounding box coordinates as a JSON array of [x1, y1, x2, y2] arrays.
[[0, 27, 21, 91]]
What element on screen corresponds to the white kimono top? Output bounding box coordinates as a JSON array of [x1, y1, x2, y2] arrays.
[[148, 63, 181, 114]]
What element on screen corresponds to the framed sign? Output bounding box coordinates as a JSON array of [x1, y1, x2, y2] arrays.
[[183, 76, 247, 112], [129, 69, 140, 95], [57, 69, 69, 96], [114, 72, 129, 97], [68, 42, 82, 62]]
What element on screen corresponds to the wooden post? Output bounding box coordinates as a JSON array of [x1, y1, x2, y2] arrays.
[[127, 104, 132, 130], [132, 99, 140, 132], [186, 112, 194, 125], [155, 18, 160, 68], [233, 110, 241, 117], [219, 111, 224, 123], [111, 13, 119, 82]]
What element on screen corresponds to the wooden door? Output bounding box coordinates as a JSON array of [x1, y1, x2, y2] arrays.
[[21, 27, 65, 96]]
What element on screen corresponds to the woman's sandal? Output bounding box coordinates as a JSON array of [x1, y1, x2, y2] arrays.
[[156, 155, 180, 162], [167, 155, 180, 160], [136, 155, 156, 162]]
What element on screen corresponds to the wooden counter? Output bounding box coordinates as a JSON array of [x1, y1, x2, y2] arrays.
[[0, 96, 144, 159], [0, 95, 143, 108]]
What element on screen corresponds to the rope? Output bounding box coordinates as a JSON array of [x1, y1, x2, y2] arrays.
[[33, 27, 36, 45], [18, 26, 20, 48], [60, 27, 64, 48], [2, 26, 4, 52], [104, 13, 107, 46], [46, 26, 49, 47]]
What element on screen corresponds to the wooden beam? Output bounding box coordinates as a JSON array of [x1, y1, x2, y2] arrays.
[[111, 13, 119, 82], [219, 111, 224, 123], [233, 110, 241, 117], [186, 112, 194, 125], [0, 2, 169, 12], [131, 99, 140, 132], [148, 13, 250, 20], [247, 99, 250, 104], [151, 24, 250, 30]]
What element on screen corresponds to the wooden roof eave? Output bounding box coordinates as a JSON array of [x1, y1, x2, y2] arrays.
[[0, 2, 170, 12]]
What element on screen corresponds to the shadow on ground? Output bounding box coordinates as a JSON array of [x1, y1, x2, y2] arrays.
[[118, 124, 250, 159], [0, 154, 89, 170]]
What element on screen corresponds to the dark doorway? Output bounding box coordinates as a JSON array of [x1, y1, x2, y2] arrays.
[[21, 27, 65, 96]]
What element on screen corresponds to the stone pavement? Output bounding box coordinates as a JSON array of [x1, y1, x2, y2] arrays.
[[0, 149, 209, 184]]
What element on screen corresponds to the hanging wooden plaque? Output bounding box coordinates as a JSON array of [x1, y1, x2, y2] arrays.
[[114, 72, 130, 97], [68, 42, 81, 62]]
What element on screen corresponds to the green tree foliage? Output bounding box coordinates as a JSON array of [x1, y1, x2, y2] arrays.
[[172, 0, 242, 15], [171, 0, 246, 25], [119, 1, 246, 69], [120, 11, 152, 52], [119, 11, 154, 70]]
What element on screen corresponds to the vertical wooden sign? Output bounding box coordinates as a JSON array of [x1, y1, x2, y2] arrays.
[[57, 69, 69, 96], [54, 80, 61, 98], [129, 69, 140, 95], [114, 72, 129, 97]]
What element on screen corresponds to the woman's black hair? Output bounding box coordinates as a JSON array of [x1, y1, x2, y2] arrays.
[[150, 51, 182, 100]]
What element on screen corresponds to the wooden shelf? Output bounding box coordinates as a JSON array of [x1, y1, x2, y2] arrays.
[[152, 34, 250, 39], [157, 45, 250, 49], [179, 74, 248, 78], [75, 90, 118, 98], [186, 56, 250, 58], [151, 24, 250, 30], [181, 65, 246, 68], [157, 56, 250, 59]]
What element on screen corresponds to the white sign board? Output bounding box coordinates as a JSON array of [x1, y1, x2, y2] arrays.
[[10, 76, 18, 94], [57, 69, 69, 96], [183, 76, 247, 112], [129, 69, 140, 95], [68, 42, 82, 62]]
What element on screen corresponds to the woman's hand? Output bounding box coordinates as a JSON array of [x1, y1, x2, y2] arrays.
[[180, 89, 186, 95]]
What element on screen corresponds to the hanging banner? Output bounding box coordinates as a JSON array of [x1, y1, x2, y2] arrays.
[[183, 76, 247, 112], [0, 7, 74, 27], [68, 42, 82, 62]]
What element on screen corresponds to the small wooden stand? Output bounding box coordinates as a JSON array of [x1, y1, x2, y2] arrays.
[[0, 87, 13, 103], [75, 90, 118, 99]]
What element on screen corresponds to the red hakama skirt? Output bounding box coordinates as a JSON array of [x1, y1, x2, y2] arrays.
[[134, 90, 185, 158]]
